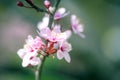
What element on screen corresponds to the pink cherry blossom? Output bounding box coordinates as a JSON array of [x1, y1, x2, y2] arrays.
[[71, 15, 85, 38], [25, 35, 44, 52], [17, 35, 44, 67], [54, 8, 69, 20], [17, 49, 40, 67], [22, 52, 40, 67], [17, 49, 26, 59], [39, 24, 71, 43], [44, 0, 51, 8], [57, 41, 72, 63]]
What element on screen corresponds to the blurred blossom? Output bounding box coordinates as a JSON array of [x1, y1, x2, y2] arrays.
[[44, 0, 51, 8], [37, 14, 49, 30], [71, 15, 85, 38], [54, 8, 69, 20]]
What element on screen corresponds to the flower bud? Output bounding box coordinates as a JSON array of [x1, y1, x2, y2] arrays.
[[49, 7, 55, 13], [17, 1, 24, 7], [44, 0, 51, 8]]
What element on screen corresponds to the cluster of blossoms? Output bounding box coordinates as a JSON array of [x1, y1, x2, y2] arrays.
[[17, 0, 85, 67]]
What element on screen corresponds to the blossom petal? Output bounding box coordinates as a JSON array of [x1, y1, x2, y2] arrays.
[[22, 52, 38, 67], [40, 27, 51, 39], [57, 8, 66, 15], [57, 50, 64, 60], [59, 30, 71, 41], [22, 54, 30, 67], [54, 8, 69, 20], [53, 25, 61, 33], [64, 30, 72, 40], [30, 57, 41, 66], [37, 15, 49, 30], [26, 35, 34, 44], [77, 25, 84, 32], [78, 33, 86, 38], [17, 49, 26, 59], [63, 52, 71, 63]]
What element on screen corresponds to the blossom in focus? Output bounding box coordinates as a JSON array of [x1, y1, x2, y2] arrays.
[[25, 35, 44, 51], [57, 41, 72, 63], [17, 35, 44, 67], [54, 8, 69, 20], [17, 0, 86, 69], [71, 15, 85, 38], [38, 24, 71, 43], [18, 49, 40, 67]]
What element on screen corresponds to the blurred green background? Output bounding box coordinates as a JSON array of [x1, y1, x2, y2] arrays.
[[0, 0, 120, 80]]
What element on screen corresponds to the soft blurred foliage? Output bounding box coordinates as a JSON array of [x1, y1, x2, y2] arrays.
[[0, 0, 120, 80]]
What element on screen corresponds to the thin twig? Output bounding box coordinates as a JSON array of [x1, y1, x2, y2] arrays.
[[35, 55, 46, 80], [39, 56, 46, 79], [48, 0, 61, 28], [25, 0, 46, 12]]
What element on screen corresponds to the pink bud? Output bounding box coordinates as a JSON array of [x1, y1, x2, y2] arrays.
[[17, 1, 24, 7], [44, 0, 51, 8]]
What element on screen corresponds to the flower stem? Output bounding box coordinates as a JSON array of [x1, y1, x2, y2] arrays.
[[35, 68, 39, 80], [35, 55, 46, 80], [25, 0, 48, 13], [48, 0, 61, 28]]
